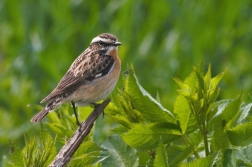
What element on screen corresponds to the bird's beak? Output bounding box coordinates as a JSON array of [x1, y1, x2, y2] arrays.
[[114, 42, 122, 46]]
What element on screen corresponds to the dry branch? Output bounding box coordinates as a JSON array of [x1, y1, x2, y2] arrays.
[[49, 99, 111, 167]]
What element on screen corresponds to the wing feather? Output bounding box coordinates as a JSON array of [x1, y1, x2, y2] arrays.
[[40, 53, 115, 103]]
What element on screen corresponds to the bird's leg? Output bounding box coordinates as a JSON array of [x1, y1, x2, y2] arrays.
[[91, 103, 104, 117], [71, 101, 81, 126]]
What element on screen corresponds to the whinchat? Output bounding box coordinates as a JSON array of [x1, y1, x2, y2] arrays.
[[31, 33, 121, 124]]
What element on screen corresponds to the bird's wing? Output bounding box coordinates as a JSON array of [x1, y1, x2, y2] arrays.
[[40, 53, 115, 103]]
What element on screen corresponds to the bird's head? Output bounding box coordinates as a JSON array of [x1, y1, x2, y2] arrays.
[[90, 33, 122, 52]]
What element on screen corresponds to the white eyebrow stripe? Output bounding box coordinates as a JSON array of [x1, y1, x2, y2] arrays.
[[91, 36, 112, 44]]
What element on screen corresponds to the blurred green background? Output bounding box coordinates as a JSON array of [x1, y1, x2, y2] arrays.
[[0, 0, 252, 163]]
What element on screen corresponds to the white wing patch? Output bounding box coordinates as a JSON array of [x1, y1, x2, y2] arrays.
[[94, 62, 115, 79], [95, 73, 102, 78]]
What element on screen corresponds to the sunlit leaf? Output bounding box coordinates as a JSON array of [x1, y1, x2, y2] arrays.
[[227, 122, 252, 147], [237, 103, 252, 124], [209, 70, 226, 95], [179, 151, 219, 167], [169, 145, 195, 166], [189, 129, 202, 147], [236, 145, 252, 165], [221, 94, 243, 128], [124, 66, 176, 123], [222, 149, 236, 167], [9, 140, 24, 166], [204, 64, 211, 92], [70, 141, 108, 167], [101, 135, 138, 167], [212, 120, 230, 151], [174, 95, 195, 134], [154, 138, 168, 167], [122, 122, 181, 149]]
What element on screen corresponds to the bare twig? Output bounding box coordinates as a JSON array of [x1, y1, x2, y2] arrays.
[[49, 99, 111, 167]]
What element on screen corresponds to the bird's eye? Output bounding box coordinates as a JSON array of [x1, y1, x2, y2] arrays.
[[98, 41, 103, 46]]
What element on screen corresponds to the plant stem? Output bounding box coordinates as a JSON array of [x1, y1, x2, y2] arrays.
[[202, 122, 209, 156], [189, 103, 209, 156], [182, 134, 200, 159]]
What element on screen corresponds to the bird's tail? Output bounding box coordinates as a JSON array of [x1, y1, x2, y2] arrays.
[[30, 108, 50, 122], [30, 97, 62, 122]]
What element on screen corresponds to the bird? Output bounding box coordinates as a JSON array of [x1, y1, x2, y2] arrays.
[[31, 33, 122, 125]]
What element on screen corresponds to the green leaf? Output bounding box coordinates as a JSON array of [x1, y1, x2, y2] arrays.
[[221, 94, 243, 128], [227, 122, 252, 146], [209, 70, 226, 96], [174, 95, 190, 134], [138, 151, 151, 167], [189, 129, 202, 147], [122, 122, 181, 149], [101, 135, 139, 167], [236, 145, 252, 166], [9, 140, 24, 167], [169, 145, 195, 166], [179, 151, 219, 167], [38, 125, 57, 166], [193, 66, 204, 98], [174, 95, 197, 134], [211, 120, 230, 151], [237, 103, 252, 123], [208, 99, 231, 130], [70, 141, 108, 166], [124, 66, 176, 123], [222, 149, 236, 167], [154, 138, 168, 167], [204, 64, 211, 92]]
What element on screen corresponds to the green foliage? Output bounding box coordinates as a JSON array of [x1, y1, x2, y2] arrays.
[[1, 0, 252, 166], [101, 135, 138, 167], [105, 65, 252, 166], [70, 141, 108, 167], [4, 64, 252, 166], [154, 138, 168, 167], [9, 125, 56, 167]]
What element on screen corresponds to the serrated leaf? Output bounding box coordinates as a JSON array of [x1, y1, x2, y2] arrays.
[[227, 122, 252, 147], [212, 120, 230, 151], [154, 138, 168, 167], [109, 115, 133, 129], [209, 70, 225, 95], [179, 151, 219, 167], [237, 103, 252, 123], [174, 77, 191, 91], [174, 95, 194, 134], [208, 100, 231, 130], [189, 130, 202, 147], [124, 66, 176, 123], [194, 67, 204, 98], [9, 140, 24, 166], [222, 149, 236, 167], [183, 71, 198, 90], [101, 135, 138, 167], [236, 145, 252, 165], [119, 92, 145, 123], [70, 141, 108, 166], [122, 123, 181, 149], [208, 87, 220, 104], [110, 126, 128, 135], [221, 94, 243, 128], [169, 145, 195, 166], [166, 145, 185, 164], [204, 64, 211, 92]]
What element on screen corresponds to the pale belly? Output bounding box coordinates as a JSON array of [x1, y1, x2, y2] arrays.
[[64, 68, 120, 106]]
